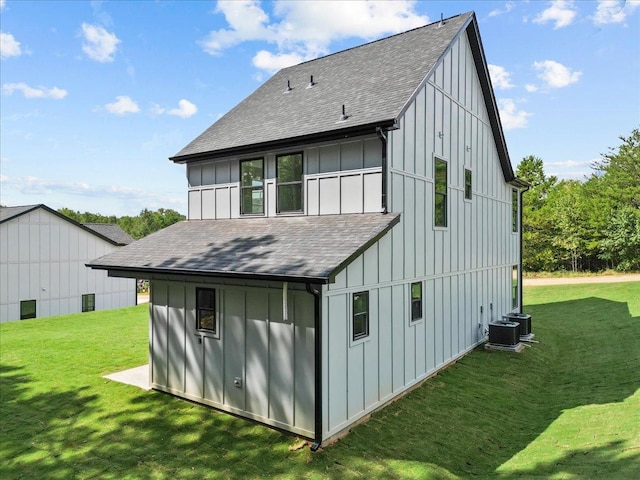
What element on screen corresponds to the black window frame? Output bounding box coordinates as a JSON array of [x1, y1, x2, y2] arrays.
[[411, 282, 423, 322], [20, 300, 36, 320], [434, 157, 448, 227], [276, 152, 303, 213], [352, 291, 369, 341], [512, 265, 519, 309], [196, 288, 217, 333], [240, 158, 265, 216], [512, 189, 519, 233], [82, 293, 95, 312], [464, 168, 472, 200]]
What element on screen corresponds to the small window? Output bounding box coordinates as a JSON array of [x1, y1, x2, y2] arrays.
[[434, 158, 448, 227], [411, 282, 422, 322], [20, 300, 36, 320], [464, 168, 472, 200], [512, 266, 519, 309], [240, 159, 264, 215], [82, 294, 95, 312], [196, 288, 216, 333], [512, 189, 519, 232], [352, 291, 369, 341], [276, 153, 303, 213]]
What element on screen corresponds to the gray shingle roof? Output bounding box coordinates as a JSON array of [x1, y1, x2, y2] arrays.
[[172, 12, 473, 160], [0, 204, 40, 223], [88, 213, 400, 283], [83, 223, 135, 245]]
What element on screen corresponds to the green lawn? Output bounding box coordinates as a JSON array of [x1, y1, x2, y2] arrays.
[[1, 283, 639, 479]]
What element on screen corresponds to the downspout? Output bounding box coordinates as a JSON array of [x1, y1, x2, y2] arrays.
[[376, 127, 389, 214], [306, 283, 322, 451], [518, 184, 529, 313]]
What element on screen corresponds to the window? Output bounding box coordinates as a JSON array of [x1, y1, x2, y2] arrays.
[[196, 288, 216, 333], [464, 168, 472, 200], [352, 291, 369, 341], [276, 153, 303, 213], [82, 294, 95, 312], [411, 282, 422, 322], [512, 189, 519, 232], [434, 158, 448, 227], [20, 300, 36, 320], [240, 159, 264, 215], [512, 265, 519, 309]]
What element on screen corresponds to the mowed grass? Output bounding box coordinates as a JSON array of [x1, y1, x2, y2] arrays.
[[1, 283, 639, 479]]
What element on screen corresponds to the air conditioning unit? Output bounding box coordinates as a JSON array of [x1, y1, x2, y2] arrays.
[[488, 321, 519, 346], [502, 313, 532, 338]]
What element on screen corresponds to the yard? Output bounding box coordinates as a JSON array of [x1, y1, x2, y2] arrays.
[[1, 282, 639, 479]]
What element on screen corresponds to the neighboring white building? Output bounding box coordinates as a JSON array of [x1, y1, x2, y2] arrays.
[[89, 12, 527, 449], [0, 204, 137, 322]]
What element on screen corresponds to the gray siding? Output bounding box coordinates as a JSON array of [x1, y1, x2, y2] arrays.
[[149, 280, 315, 438], [321, 31, 520, 441], [0, 208, 135, 322], [187, 137, 383, 219]]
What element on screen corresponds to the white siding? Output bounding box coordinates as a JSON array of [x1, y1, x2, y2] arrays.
[[0, 207, 136, 322]]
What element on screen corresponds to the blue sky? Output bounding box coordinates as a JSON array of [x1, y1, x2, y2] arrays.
[[1, 0, 638, 216]]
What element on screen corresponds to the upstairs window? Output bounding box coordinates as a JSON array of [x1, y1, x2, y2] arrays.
[[352, 291, 369, 341], [20, 300, 36, 320], [196, 288, 217, 333], [240, 159, 264, 215], [512, 189, 519, 232], [411, 282, 423, 322], [464, 168, 472, 200], [276, 153, 303, 213], [82, 293, 95, 312], [434, 158, 448, 227]]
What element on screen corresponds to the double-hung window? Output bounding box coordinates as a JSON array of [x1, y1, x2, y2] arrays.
[[240, 159, 264, 215], [276, 153, 303, 213], [196, 288, 217, 333], [464, 168, 472, 200], [434, 158, 448, 227], [352, 291, 369, 341]]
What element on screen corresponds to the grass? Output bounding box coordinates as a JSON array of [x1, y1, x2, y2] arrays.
[[1, 283, 639, 479]]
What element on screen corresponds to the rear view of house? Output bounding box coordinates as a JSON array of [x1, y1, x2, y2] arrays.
[[89, 12, 527, 448], [0, 204, 136, 322]]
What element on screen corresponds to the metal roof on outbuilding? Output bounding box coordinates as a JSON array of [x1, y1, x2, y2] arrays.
[[87, 213, 400, 283]]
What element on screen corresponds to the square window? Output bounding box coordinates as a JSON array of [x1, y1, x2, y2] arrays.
[[20, 300, 36, 320], [197, 288, 216, 333], [352, 291, 369, 341], [82, 293, 95, 312], [411, 282, 422, 321]]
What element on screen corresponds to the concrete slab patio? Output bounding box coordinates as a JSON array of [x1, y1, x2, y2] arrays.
[[104, 365, 150, 391]]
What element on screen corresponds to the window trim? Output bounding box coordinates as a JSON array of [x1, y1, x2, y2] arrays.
[[410, 282, 423, 322], [464, 167, 472, 201], [20, 300, 36, 320], [240, 158, 265, 216], [434, 156, 448, 228], [196, 287, 217, 335], [512, 265, 519, 309], [512, 188, 519, 233], [82, 293, 95, 312], [276, 152, 304, 214], [352, 291, 370, 342]]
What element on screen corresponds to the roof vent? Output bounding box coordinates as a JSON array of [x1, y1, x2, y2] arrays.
[[307, 75, 316, 89], [338, 104, 349, 122], [284, 80, 292, 93], [438, 13, 445, 27]]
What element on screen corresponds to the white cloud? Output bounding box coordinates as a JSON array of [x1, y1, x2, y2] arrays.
[[545, 159, 593, 168], [593, 0, 640, 24], [534, 1, 577, 29], [497, 98, 532, 130], [168, 99, 198, 118], [533, 60, 582, 88], [488, 64, 514, 89], [0, 0, 5, 10], [489, 1, 515, 17], [202, 0, 428, 72], [525, 84, 538, 92], [81, 23, 120, 62], [1, 31, 22, 59], [2, 82, 68, 99], [104, 96, 139, 115]]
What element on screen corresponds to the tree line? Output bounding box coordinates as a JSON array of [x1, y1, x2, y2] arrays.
[[59, 207, 185, 240], [518, 128, 639, 272]]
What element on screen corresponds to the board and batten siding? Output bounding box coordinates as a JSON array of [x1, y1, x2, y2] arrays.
[[187, 136, 383, 219], [0, 208, 135, 322], [149, 280, 316, 438], [321, 30, 520, 441]]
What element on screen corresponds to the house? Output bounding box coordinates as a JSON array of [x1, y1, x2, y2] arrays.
[[88, 12, 527, 449], [0, 204, 137, 322]]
